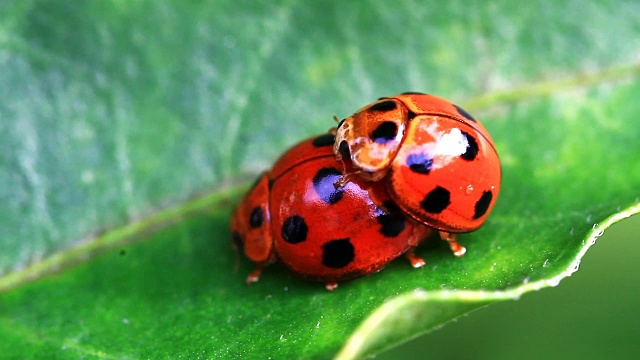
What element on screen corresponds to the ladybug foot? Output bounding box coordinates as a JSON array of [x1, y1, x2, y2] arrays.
[[246, 266, 264, 285], [439, 231, 466, 257], [325, 282, 339, 291], [405, 249, 426, 268], [334, 173, 358, 188]]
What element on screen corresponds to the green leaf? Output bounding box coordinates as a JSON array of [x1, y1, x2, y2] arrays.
[[1, 0, 639, 358]]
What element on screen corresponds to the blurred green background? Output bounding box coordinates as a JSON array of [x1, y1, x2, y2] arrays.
[[380, 215, 640, 359], [1, 1, 639, 358]]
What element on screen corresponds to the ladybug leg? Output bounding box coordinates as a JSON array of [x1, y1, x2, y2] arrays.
[[245, 254, 277, 285], [407, 222, 433, 246], [439, 231, 466, 257], [246, 264, 264, 284], [334, 172, 360, 188], [325, 282, 339, 291], [233, 245, 240, 273], [405, 222, 430, 267], [405, 249, 426, 268]]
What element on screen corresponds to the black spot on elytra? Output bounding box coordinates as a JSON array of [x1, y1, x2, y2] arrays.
[[376, 201, 406, 237], [401, 91, 427, 95], [232, 231, 244, 250], [322, 238, 355, 268], [313, 168, 344, 204], [371, 121, 398, 144], [460, 131, 479, 161], [407, 110, 417, 120], [249, 206, 264, 228], [454, 104, 477, 122], [312, 133, 336, 147], [473, 191, 493, 219], [420, 186, 451, 214], [406, 153, 433, 174], [369, 100, 397, 112], [281, 215, 308, 244]]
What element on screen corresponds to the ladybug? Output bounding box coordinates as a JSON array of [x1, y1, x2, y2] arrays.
[[231, 133, 464, 290], [333, 92, 501, 234]]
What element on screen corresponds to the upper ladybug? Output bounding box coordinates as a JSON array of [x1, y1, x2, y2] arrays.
[[333, 92, 501, 233]]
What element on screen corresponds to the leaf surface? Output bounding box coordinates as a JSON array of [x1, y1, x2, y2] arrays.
[[1, 1, 639, 358]]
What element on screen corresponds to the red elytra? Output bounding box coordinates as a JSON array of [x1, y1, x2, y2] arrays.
[[334, 92, 501, 233], [231, 133, 465, 291]]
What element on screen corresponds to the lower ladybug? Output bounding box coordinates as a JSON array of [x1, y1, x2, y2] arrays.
[[231, 133, 465, 290]]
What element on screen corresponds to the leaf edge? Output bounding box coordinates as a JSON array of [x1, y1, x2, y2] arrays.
[[335, 202, 640, 360]]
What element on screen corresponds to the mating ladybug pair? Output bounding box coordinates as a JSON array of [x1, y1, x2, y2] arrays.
[[231, 93, 501, 290]]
